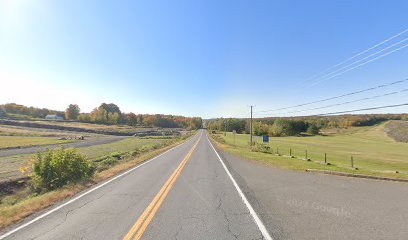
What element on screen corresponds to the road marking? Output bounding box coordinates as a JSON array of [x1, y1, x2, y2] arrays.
[[207, 135, 273, 240], [0, 134, 198, 240], [124, 134, 201, 240]]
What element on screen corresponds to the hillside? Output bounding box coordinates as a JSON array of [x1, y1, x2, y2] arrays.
[[384, 120, 408, 143]]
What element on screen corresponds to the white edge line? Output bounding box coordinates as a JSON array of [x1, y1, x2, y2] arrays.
[[0, 134, 197, 240], [207, 135, 273, 240]]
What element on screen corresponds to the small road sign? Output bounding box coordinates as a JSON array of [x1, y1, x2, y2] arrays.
[[263, 135, 269, 143]]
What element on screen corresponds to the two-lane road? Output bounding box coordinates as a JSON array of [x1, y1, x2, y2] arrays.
[[2, 129, 408, 239], [0, 130, 269, 240]]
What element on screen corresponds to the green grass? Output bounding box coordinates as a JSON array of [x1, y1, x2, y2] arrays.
[[0, 136, 75, 149], [0, 124, 100, 137], [78, 137, 172, 160], [31, 120, 151, 133], [0, 137, 178, 182], [214, 122, 408, 179]]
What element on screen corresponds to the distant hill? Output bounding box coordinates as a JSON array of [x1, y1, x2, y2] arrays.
[[384, 120, 408, 143]]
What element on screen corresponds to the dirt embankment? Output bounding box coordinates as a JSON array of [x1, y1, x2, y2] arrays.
[[384, 120, 408, 143]]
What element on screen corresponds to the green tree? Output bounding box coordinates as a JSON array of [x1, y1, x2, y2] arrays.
[[78, 113, 91, 122], [91, 108, 108, 123], [307, 124, 320, 135], [108, 112, 121, 125], [98, 103, 121, 124], [65, 104, 80, 120]]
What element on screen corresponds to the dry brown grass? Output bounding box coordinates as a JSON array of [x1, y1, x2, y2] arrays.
[[0, 136, 192, 230], [384, 120, 408, 143]]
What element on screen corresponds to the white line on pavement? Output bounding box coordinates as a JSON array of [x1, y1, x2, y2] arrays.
[[0, 134, 198, 240], [207, 135, 273, 240]]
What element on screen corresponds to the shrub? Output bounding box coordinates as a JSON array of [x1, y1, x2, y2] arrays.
[[109, 151, 122, 159], [306, 124, 320, 135], [101, 156, 118, 166], [31, 147, 96, 191], [140, 145, 152, 152], [250, 142, 272, 153], [211, 134, 226, 144]]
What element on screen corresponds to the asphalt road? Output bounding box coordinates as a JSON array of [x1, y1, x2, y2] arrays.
[[1, 130, 408, 239], [0, 136, 127, 157]]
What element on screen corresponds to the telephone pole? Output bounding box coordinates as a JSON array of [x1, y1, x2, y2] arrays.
[[224, 119, 227, 136], [250, 105, 254, 145]]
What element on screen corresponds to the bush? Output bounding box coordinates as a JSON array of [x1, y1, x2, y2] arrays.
[[31, 147, 96, 191], [101, 156, 119, 166], [250, 142, 272, 153], [140, 145, 152, 152], [306, 124, 320, 135], [269, 118, 307, 136], [211, 134, 226, 144]]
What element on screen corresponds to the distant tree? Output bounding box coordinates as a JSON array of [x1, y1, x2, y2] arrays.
[[269, 119, 298, 136], [124, 113, 138, 126], [306, 124, 320, 135], [98, 103, 121, 124], [0, 107, 6, 118], [78, 113, 91, 122], [144, 115, 156, 126], [189, 117, 203, 130], [65, 104, 80, 120], [99, 103, 121, 114], [108, 112, 120, 125], [138, 114, 144, 125], [90, 108, 108, 123]]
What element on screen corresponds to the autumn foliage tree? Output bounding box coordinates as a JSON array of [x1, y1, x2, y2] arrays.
[[0, 102, 202, 130], [65, 104, 80, 120], [124, 113, 138, 126], [1, 103, 63, 119]]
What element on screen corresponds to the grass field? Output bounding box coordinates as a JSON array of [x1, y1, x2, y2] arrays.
[[31, 120, 150, 133], [0, 136, 178, 182], [215, 122, 408, 179], [78, 137, 173, 160], [0, 124, 100, 137], [0, 136, 74, 149]]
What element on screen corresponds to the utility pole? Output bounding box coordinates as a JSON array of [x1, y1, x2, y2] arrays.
[[250, 105, 254, 145], [224, 119, 227, 136]]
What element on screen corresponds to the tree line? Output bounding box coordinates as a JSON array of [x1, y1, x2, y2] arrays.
[[0, 103, 64, 119], [205, 118, 312, 136], [205, 113, 408, 137], [1, 103, 202, 129]]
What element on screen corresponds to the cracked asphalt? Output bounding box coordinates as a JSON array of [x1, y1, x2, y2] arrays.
[[1, 131, 262, 240], [3, 129, 408, 240]]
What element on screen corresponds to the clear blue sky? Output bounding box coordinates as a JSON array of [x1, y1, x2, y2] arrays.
[[1, 0, 407, 118]]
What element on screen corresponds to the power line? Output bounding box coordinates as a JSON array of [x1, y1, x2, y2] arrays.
[[256, 78, 408, 113], [309, 37, 408, 85], [256, 103, 408, 119], [311, 43, 408, 86], [297, 28, 408, 87], [314, 103, 408, 116], [228, 107, 252, 118], [256, 88, 408, 117]]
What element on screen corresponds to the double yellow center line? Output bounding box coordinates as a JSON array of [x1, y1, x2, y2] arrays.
[[123, 135, 201, 240]]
